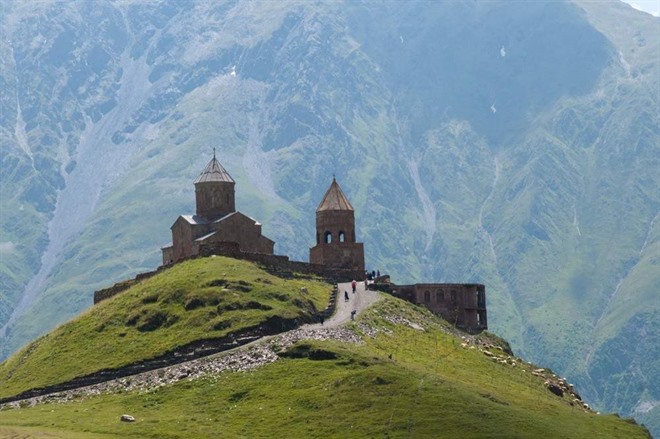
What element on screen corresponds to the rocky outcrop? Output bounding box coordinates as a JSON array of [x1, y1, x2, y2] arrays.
[[458, 337, 589, 411]]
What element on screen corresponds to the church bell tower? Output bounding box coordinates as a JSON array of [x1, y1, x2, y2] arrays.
[[309, 178, 365, 272]]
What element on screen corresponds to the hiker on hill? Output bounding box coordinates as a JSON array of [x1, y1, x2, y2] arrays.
[[352, 280, 357, 293], [351, 310, 356, 320], [344, 291, 349, 302]]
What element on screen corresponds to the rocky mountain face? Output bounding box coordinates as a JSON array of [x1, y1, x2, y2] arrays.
[[0, 0, 657, 432]]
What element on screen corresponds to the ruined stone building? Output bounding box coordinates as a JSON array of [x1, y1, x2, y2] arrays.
[[161, 154, 274, 264], [389, 283, 487, 332], [309, 178, 365, 273]]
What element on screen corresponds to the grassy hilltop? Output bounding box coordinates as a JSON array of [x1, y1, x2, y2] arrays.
[[0, 257, 650, 438], [0, 257, 329, 399]]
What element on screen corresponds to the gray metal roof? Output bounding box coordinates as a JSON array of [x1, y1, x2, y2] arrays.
[[211, 211, 262, 226], [195, 231, 217, 242], [194, 155, 235, 184], [181, 215, 209, 225], [212, 211, 237, 223]]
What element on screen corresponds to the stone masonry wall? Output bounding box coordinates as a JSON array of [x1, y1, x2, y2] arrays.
[[94, 244, 364, 305]]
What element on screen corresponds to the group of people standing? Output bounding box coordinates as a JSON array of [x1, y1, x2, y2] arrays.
[[365, 270, 381, 281]]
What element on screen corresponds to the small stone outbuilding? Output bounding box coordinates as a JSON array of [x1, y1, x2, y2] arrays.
[[162, 154, 274, 264]]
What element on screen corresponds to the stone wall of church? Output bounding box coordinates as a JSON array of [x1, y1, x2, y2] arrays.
[[170, 219, 201, 263], [315, 210, 356, 244], [199, 243, 364, 282], [202, 214, 274, 255], [195, 182, 235, 220], [309, 242, 365, 273]]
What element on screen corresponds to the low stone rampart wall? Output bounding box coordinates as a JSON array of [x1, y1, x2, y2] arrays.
[[198, 243, 364, 282], [93, 268, 166, 304], [93, 245, 362, 305]]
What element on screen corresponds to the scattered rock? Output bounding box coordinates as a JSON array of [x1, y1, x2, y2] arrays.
[[120, 414, 135, 422], [545, 381, 564, 397]]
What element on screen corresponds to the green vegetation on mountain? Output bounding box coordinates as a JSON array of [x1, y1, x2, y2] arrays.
[[0, 259, 650, 438], [1, 0, 658, 433], [0, 257, 329, 399]]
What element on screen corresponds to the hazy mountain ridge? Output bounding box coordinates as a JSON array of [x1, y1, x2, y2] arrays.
[[0, 0, 657, 432]]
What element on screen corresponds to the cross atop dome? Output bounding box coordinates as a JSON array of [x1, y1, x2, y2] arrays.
[[194, 152, 235, 184]]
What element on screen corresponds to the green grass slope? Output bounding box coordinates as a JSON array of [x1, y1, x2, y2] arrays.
[[0, 257, 330, 399], [0, 263, 650, 438]]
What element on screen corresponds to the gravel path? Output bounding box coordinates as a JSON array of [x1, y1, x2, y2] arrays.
[[306, 280, 380, 329]]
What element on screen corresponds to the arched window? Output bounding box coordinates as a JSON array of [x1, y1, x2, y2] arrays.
[[339, 231, 346, 242], [424, 290, 431, 303], [324, 231, 332, 243]]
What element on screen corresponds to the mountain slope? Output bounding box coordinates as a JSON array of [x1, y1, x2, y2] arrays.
[[0, 0, 657, 431], [0, 256, 650, 438]]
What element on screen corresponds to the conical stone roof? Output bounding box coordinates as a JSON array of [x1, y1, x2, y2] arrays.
[[194, 155, 235, 184], [317, 177, 354, 211]]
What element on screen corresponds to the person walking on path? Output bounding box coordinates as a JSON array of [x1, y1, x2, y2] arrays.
[[344, 291, 349, 302], [352, 280, 357, 293]]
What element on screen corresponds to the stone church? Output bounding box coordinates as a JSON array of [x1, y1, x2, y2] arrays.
[[157, 155, 485, 332], [161, 154, 274, 264]]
